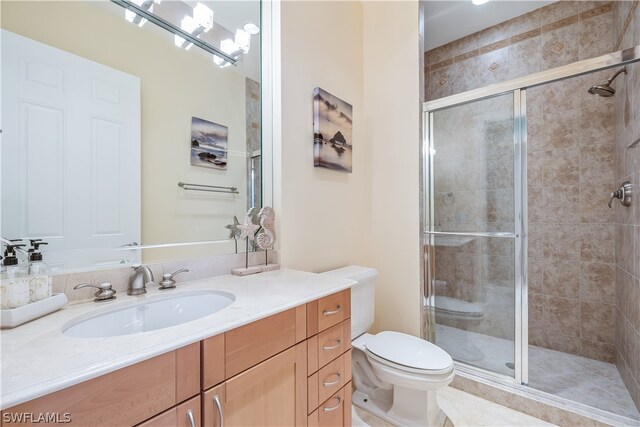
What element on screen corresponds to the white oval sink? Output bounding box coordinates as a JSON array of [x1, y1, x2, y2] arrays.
[[62, 291, 235, 338]]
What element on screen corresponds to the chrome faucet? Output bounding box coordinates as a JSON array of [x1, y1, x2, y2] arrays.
[[128, 264, 155, 295]]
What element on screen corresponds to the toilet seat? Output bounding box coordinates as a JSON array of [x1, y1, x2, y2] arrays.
[[434, 296, 484, 320], [364, 331, 454, 375]]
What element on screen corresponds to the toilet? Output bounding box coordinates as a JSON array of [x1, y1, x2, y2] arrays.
[[321, 266, 455, 427]]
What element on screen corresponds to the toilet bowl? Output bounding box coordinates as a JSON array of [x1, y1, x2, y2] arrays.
[[321, 266, 455, 427]]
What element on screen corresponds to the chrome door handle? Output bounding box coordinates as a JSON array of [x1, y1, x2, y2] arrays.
[[322, 338, 342, 351], [323, 372, 342, 387], [213, 395, 224, 427], [323, 305, 342, 316], [186, 409, 196, 427], [323, 396, 342, 413]]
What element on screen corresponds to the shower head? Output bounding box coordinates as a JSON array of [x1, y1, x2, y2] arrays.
[[588, 66, 628, 97]]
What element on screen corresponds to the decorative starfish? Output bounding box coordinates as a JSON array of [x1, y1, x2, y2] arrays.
[[237, 214, 259, 241], [225, 216, 241, 239]]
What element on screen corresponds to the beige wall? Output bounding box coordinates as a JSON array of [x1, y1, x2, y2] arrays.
[[278, 0, 421, 336], [278, 1, 370, 272], [2, 1, 249, 262], [362, 1, 421, 336]]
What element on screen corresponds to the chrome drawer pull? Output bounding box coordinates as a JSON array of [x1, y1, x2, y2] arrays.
[[323, 305, 342, 316], [323, 396, 342, 413], [322, 338, 342, 351], [186, 409, 196, 427], [323, 372, 342, 387], [213, 395, 224, 427]]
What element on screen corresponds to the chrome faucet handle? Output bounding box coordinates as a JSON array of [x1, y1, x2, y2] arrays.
[[158, 268, 189, 290], [608, 181, 632, 208], [74, 283, 116, 302]]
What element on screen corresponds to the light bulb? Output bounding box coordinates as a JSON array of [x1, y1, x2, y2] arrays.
[[472, 0, 490, 5], [235, 29, 250, 54], [175, 15, 197, 49], [193, 3, 214, 32]]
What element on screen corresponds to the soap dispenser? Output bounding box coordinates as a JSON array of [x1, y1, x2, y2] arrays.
[[27, 239, 52, 302], [0, 241, 30, 309]]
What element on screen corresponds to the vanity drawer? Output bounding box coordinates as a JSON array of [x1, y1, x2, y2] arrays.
[[4, 352, 177, 426], [307, 289, 351, 336], [308, 350, 352, 411], [308, 381, 352, 427], [308, 320, 351, 375]]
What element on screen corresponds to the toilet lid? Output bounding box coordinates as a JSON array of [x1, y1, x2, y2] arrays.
[[366, 331, 453, 371]]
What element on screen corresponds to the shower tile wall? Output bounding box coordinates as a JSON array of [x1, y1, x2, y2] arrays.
[[425, 1, 618, 362], [613, 0, 640, 410]]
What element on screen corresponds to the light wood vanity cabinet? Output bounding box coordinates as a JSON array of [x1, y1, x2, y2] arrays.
[[2, 289, 352, 427]]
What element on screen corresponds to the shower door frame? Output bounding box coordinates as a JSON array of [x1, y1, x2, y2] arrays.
[[420, 46, 640, 387]]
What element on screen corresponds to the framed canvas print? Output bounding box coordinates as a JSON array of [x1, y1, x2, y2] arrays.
[[313, 88, 353, 173], [190, 116, 228, 170]]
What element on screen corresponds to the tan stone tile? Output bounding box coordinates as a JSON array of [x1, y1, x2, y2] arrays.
[[529, 223, 545, 259], [528, 258, 544, 293], [508, 36, 542, 80], [581, 301, 616, 343], [580, 262, 615, 303], [542, 147, 580, 187], [543, 185, 581, 224], [542, 23, 580, 68], [578, 12, 615, 60], [580, 223, 615, 263], [615, 223, 635, 273], [579, 338, 616, 362], [542, 259, 581, 298], [542, 79, 580, 114], [543, 223, 582, 260], [580, 183, 615, 224], [538, 1, 580, 27], [543, 109, 580, 149], [543, 295, 581, 336]]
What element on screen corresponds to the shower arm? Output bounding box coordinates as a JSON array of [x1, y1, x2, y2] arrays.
[[606, 66, 627, 84]]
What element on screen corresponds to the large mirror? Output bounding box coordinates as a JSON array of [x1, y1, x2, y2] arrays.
[[1, 0, 265, 272]]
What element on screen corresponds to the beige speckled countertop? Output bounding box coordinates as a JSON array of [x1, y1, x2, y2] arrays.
[[0, 269, 354, 410]]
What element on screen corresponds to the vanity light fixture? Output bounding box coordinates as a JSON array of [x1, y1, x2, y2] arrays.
[[472, 0, 491, 4], [242, 22, 260, 35], [174, 3, 214, 50], [124, 0, 160, 27], [214, 39, 242, 68], [111, 0, 237, 65], [235, 29, 251, 54]]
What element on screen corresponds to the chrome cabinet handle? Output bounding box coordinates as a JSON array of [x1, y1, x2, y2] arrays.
[[323, 372, 342, 387], [186, 409, 196, 427], [323, 305, 342, 316], [322, 338, 342, 351], [323, 396, 342, 413], [213, 395, 224, 427]]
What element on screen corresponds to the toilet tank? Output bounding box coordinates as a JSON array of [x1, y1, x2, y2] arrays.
[[321, 266, 378, 339]]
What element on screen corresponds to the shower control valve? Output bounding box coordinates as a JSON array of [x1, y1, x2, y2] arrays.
[[608, 181, 632, 208]]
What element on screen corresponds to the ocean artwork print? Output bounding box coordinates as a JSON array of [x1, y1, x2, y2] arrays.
[[313, 87, 353, 173], [190, 116, 228, 170]]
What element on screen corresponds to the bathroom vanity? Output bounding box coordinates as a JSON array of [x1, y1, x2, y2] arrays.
[[0, 270, 353, 426]]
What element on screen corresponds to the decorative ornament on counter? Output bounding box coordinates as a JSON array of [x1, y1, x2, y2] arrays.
[[232, 206, 280, 276], [256, 207, 276, 250], [237, 214, 260, 241], [224, 216, 241, 253]]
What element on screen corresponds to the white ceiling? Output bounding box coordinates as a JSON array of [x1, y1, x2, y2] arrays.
[[424, 0, 554, 51]]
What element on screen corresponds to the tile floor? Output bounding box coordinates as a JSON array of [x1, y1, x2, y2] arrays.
[[352, 386, 556, 427], [436, 325, 640, 420]]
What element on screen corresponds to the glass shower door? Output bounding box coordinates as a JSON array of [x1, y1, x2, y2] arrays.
[[423, 91, 525, 382]]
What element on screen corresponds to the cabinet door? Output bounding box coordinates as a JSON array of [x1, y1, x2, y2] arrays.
[[203, 342, 307, 426]]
